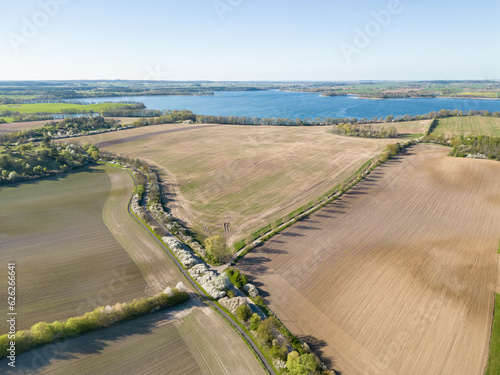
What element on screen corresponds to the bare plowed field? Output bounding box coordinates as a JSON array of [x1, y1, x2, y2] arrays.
[[71, 124, 387, 245], [239, 145, 500, 375]]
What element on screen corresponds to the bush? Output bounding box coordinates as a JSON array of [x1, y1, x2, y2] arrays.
[[250, 313, 261, 330], [235, 304, 252, 322], [269, 343, 288, 361], [257, 317, 280, 346], [286, 351, 319, 375], [226, 268, 248, 289], [253, 295, 265, 307]]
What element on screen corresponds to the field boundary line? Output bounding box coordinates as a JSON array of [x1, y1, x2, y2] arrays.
[[111, 162, 276, 375], [230, 140, 416, 264]]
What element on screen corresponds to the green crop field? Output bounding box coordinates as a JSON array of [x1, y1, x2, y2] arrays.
[[0, 305, 265, 375], [431, 116, 500, 137], [0, 165, 149, 330], [0, 102, 131, 114]]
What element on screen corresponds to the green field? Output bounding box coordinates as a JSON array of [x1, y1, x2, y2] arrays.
[[0, 165, 148, 330], [486, 294, 500, 375], [431, 116, 500, 137], [0, 305, 266, 375], [0, 102, 131, 114]]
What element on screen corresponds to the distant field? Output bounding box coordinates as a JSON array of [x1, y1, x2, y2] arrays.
[[240, 145, 500, 374], [432, 116, 500, 137], [0, 102, 131, 114], [0, 119, 62, 135], [0, 166, 149, 330], [372, 119, 431, 138], [1, 304, 265, 375], [70, 123, 388, 245]]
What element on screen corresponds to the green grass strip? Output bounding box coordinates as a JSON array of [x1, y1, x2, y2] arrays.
[[486, 293, 500, 375]]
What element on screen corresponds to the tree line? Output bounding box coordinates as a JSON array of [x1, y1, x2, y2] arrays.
[[332, 123, 398, 138], [423, 133, 500, 161], [0, 288, 188, 358]]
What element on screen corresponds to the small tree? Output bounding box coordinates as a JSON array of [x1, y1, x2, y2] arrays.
[[204, 235, 229, 263], [236, 304, 252, 322], [246, 234, 254, 247], [286, 351, 318, 375], [8, 171, 19, 181], [271, 221, 279, 232], [250, 313, 261, 330]]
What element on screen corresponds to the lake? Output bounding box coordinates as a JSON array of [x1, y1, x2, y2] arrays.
[[78, 90, 500, 120]]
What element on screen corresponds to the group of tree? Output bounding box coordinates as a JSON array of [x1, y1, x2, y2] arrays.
[[235, 311, 323, 374], [0, 111, 54, 123], [0, 116, 120, 145], [332, 123, 398, 138], [0, 141, 99, 184], [423, 134, 500, 161]]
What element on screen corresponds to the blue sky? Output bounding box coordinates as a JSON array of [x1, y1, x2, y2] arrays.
[[1, 0, 499, 80]]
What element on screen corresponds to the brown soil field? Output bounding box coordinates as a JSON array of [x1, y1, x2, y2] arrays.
[[239, 145, 500, 375], [69, 124, 388, 245], [0, 119, 62, 135]]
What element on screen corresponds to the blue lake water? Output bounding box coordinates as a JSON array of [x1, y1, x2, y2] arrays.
[[78, 90, 500, 120]]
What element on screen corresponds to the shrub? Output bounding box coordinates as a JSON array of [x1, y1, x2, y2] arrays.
[[253, 295, 265, 307], [269, 343, 288, 361], [257, 317, 280, 346], [226, 268, 248, 289], [286, 351, 319, 375], [235, 304, 252, 322], [250, 313, 261, 331]]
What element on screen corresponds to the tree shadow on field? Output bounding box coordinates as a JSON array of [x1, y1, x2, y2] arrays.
[[295, 225, 321, 231], [0, 302, 191, 374], [298, 335, 341, 373], [239, 255, 273, 274], [280, 231, 304, 237], [269, 238, 285, 244], [264, 247, 287, 255]]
